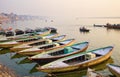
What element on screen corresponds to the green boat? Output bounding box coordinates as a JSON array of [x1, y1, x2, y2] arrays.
[[28, 42, 89, 63]]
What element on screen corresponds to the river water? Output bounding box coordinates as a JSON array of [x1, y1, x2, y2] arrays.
[[0, 18, 120, 77]]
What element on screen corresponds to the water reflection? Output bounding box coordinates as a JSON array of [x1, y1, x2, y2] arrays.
[[106, 28, 120, 32], [18, 57, 33, 64], [0, 48, 10, 54], [29, 64, 39, 74]]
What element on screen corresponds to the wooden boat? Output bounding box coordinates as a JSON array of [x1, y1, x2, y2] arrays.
[[28, 42, 89, 63], [5, 31, 14, 37], [0, 33, 38, 43], [24, 28, 35, 34], [36, 46, 113, 73], [10, 35, 66, 52], [105, 23, 120, 29], [79, 27, 90, 32], [107, 64, 120, 77], [0, 33, 58, 48], [17, 39, 75, 55], [44, 27, 57, 33], [87, 68, 103, 77], [15, 29, 24, 35]]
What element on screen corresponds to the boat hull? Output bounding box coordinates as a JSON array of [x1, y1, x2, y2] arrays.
[[10, 46, 32, 52], [29, 44, 88, 63], [107, 64, 120, 77], [18, 39, 75, 55], [0, 43, 21, 48], [37, 49, 112, 73]]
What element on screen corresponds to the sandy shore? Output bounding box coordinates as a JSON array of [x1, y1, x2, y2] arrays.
[[0, 64, 19, 77]]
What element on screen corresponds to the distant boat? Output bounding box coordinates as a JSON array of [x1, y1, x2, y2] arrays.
[[44, 27, 57, 33], [0, 30, 5, 35], [79, 27, 90, 32], [93, 24, 105, 27], [5, 30, 14, 37], [24, 28, 35, 34], [36, 46, 113, 73], [87, 68, 103, 77], [28, 41, 89, 63], [105, 23, 120, 29], [15, 29, 24, 35], [17, 39, 75, 55], [107, 64, 120, 77]]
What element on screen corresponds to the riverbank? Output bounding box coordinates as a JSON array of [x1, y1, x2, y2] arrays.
[[0, 63, 18, 77]]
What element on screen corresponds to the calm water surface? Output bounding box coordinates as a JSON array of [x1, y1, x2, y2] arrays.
[[0, 18, 120, 77]]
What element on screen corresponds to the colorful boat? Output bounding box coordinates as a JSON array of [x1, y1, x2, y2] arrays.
[[17, 39, 75, 55], [10, 35, 66, 52], [28, 42, 89, 63], [0, 33, 58, 48], [36, 46, 113, 73], [87, 68, 103, 77], [1, 27, 51, 42], [107, 64, 120, 77]]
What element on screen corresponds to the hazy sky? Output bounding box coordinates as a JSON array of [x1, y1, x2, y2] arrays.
[[0, 0, 120, 17]]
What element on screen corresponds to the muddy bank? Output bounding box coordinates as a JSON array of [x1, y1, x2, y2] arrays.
[[0, 64, 19, 77]]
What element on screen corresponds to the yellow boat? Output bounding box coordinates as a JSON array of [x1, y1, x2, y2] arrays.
[[36, 46, 113, 73], [17, 39, 75, 55]]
